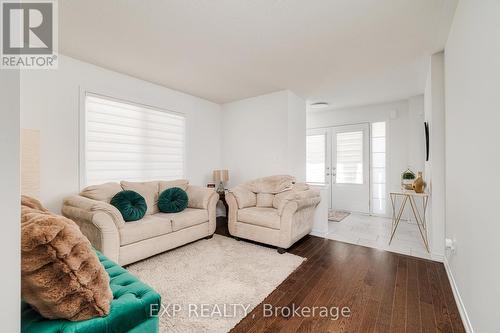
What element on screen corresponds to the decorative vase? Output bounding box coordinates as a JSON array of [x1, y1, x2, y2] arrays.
[[412, 172, 425, 193]]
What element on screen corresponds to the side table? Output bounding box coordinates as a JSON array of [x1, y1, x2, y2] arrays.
[[389, 191, 430, 253], [218, 190, 229, 216]]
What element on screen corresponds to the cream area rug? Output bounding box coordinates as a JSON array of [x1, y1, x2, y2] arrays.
[[328, 210, 351, 222], [126, 234, 305, 333]]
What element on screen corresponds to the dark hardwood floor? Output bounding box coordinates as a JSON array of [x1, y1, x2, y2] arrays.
[[215, 217, 465, 333]]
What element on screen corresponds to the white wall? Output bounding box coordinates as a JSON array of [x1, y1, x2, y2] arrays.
[[307, 98, 425, 217], [424, 52, 446, 260], [408, 96, 426, 171], [0, 70, 21, 332], [221, 90, 306, 187], [287, 92, 307, 181], [444, 1, 500, 332], [20, 55, 222, 213]]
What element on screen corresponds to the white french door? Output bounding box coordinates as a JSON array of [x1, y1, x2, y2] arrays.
[[330, 123, 370, 214]]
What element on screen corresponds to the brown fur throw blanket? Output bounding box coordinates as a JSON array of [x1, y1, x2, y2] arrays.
[[21, 195, 112, 321]]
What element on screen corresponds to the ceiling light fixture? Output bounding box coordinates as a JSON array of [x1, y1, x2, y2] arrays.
[[310, 102, 329, 109]]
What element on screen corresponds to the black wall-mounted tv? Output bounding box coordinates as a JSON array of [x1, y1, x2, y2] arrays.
[[424, 122, 429, 161]]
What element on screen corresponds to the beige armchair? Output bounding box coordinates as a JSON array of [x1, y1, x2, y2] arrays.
[[62, 179, 218, 265], [226, 175, 321, 253]]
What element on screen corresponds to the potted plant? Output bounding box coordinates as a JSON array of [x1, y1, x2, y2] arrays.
[[401, 169, 416, 190]]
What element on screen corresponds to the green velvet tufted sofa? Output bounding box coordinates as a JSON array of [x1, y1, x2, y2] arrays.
[[21, 251, 161, 333]]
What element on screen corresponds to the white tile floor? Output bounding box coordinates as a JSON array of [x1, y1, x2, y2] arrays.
[[323, 213, 432, 260]]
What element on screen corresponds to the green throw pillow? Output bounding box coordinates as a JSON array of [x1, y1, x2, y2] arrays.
[[158, 187, 188, 213], [110, 190, 147, 222]]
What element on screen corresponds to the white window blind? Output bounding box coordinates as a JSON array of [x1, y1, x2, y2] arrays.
[[84, 94, 185, 186], [306, 134, 326, 183], [336, 131, 363, 184]]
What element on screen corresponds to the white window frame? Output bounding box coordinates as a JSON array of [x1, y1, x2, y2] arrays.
[[306, 129, 328, 184], [79, 90, 187, 189], [370, 121, 387, 215]]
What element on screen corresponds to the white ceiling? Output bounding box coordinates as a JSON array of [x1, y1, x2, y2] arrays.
[[60, 0, 457, 107]]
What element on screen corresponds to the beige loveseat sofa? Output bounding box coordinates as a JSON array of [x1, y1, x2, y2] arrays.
[[226, 175, 321, 253], [62, 179, 218, 265]]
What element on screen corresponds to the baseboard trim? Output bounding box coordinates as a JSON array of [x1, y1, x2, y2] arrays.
[[309, 230, 327, 238], [431, 253, 444, 262], [443, 257, 474, 333]]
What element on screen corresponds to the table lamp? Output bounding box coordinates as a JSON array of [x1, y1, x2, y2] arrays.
[[213, 169, 229, 193]]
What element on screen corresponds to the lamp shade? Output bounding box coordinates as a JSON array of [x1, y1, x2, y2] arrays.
[[213, 169, 229, 182]]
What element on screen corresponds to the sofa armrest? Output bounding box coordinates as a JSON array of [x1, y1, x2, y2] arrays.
[[226, 192, 239, 236], [207, 191, 219, 235], [292, 196, 321, 211], [63, 195, 125, 228], [278, 192, 320, 249], [279, 196, 320, 216], [62, 195, 121, 262], [186, 185, 217, 209], [276, 189, 321, 215]]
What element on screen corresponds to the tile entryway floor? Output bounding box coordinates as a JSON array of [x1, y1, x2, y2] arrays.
[[324, 213, 432, 260]]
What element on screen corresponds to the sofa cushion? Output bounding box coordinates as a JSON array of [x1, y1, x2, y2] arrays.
[[80, 182, 122, 203], [238, 207, 281, 230], [121, 181, 159, 215], [158, 187, 188, 213], [186, 186, 216, 209], [256, 193, 275, 207], [110, 190, 147, 222], [230, 185, 257, 209], [246, 175, 295, 194], [171, 208, 208, 231], [119, 213, 173, 246], [159, 179, 189, 192], [21, 196, 113, 321]]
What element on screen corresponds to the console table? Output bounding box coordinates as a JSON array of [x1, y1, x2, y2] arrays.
[[389, 191, 430, 253]]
